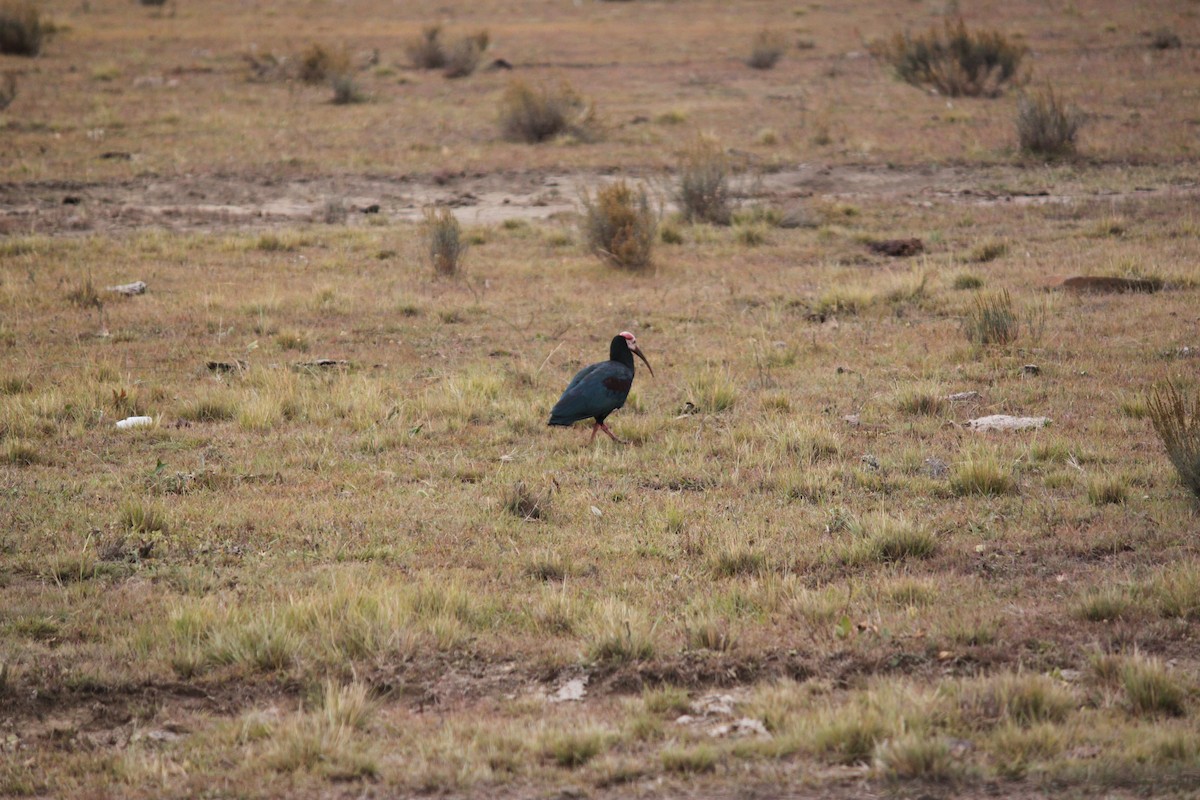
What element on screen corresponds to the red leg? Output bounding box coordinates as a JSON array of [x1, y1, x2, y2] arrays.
[[589, 422, 600, 443], [598, 422, 628, 444]]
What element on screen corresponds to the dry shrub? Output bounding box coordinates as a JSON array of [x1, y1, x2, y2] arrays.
[[1147, 380, 1200, 501], [422, 207, 467, 276], [874, 17, 1025, 97], [330, 74, 363, 105], [407, 25, 447, 69], [298, 43, 350, 85], [0, 72, 15, 111], [1017, 86, 1083, 158], [747, 30, 786, 70], [443, 37, 482, 79], [581, 181, 657, 270], [498, 79, 592, 143], [0, 0, 45, 56], [674, 138, 732, 225]]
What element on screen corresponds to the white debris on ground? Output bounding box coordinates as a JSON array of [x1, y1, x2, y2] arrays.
[[115, 416, 154, 429], [967, 415, 1050, 432], [548, 676, 588, 703], [674, 692, 770, 739], [106, 281, 147, 296]]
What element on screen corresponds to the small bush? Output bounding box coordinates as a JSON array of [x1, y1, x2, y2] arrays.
[[674, 139, 732, 225], [874, 16, 1026, 97], [0, 72, 16, 111], [543, 729, 608, 768], [953, 273, 984, 290], [961, 289, 1019, 346], [298, 43, 350, 85], [747, 29, 786, 70], [580, 181, 657, 270], [969, 238, 1008, 263], [874, 733, 955, 780], [443, 37, 482, 79], [0, 0, 45, 56], [1017, 86, 1083, 158], [119, 500, 169, 534], [66, 278, 102, 311], [1147, 380, 1200, 501], [687, 369, 737, 413], [3, 439, 40, 466], [498, 79, 592, 143], [586, 600, 655, 663], [422, 207, 467, 276], [1150, 29, 1182, 50], [895, 383, 947, 416], [504, 481, 549, 521], [406, 25, 446, 69], [330, 74, 363, 105], [662, 744, 718, 773]]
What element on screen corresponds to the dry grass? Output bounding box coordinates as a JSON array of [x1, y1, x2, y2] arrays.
[[874, 16, 1026, 97], [422, 207, 468, 276], [1146, 380, 1200, 500], [0, 0, 44, 56], [674, 138, 733, 225], [580, 180, 657, 269], [3, 2, 1200, 797], [297, 43, 350, 85], [1018, 86, 1083, 158], [498, 79, 592, 143], [747, 29, 786, 70]]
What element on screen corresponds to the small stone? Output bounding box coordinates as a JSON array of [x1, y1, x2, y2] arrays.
[[947, 391, 980, 402]]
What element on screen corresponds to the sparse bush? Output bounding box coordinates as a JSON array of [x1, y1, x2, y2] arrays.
[[179, 394, 237, 423], [734, 223, 768, 246], [961, 289, 1019, 346], [895, 383, 947, 416], [406, 25, 447, 69], [580, 180, 657, 270], [0, 0, 45, 56], [3, 439, 39, 466], [875, 17, 1025, 97], [969, 238, 1008, 263], [662, 744, 718, 773], [298, 43, 350, 85], [119, 500, 169, 534], [747, 29, 786, 70], [674, 139, 732, 225], [422, 207, 467, 276], [0, 72, 16, 111], [687, 369, 737, 413], [1150, 29, 1182, 50], [874, 733, 955, 780], [684, 609, 737, 652], [1017, 86, 1083, 158], [66, 278, 102, 310], [842, 514, 938, 565], [1147, 380, 1200, 500], [498, 79, 592, 143], [543, 729, 608, 768], [330, 73, 363, 104], [586, 599, 655, 663], [443, 37, 482, 79]]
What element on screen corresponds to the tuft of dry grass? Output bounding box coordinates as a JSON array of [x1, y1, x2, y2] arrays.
[[297, 43, 350, 85], [1017, 86, 1083, 158], [1121, 655, 1187, 717], [674, 138, 732, 225], [422, 207, 467, 276], [498, 79, 592, 143], [747, 29, 786, 70], [951, 449, 1016, 496], [873, 16, 1026, 97], [0, 0, 45, 56], [1146, 380, 1200, 501], [0, 71, 16, 111], [443, 37, 483, 79], [406, 24, 446, 69], [503, 481, 550, 521], [580, 180, 657, 270], [961, 289, 1019, 346]]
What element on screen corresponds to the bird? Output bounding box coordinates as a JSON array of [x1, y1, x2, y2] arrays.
[[548, 331, 654, 444]]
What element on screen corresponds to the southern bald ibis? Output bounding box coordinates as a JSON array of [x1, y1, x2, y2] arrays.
[[548, 331, 653, 444]]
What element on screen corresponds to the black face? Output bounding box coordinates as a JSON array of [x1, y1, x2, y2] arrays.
[[611, 333, 653, 376]]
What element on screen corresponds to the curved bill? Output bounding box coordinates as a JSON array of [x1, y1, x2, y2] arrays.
[[631, 346, 654, 377]]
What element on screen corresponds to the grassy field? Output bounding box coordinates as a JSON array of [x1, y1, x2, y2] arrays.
[[3, 0, 1200, 797]]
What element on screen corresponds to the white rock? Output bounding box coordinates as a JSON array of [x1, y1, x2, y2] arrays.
[[115, 416, 154, 429], [709, 717, 772, 739], [548, 677, 588, 703], [967, 415, 1050, 432], [107, 281, 147, 296]]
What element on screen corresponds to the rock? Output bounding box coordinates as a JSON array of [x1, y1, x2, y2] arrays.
[[1055, 275, 1162, 294], [867, 238, 924, 257], [968, 415, 1050, 432], [947, 391, 980, 402], [1022, 364, 1040, 376], [486, 58, 513, 71], [107, 281, 146, 296], [548, 677, 587, 703], [115, 416, 154, 430], [861, 454, 880, 470]]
